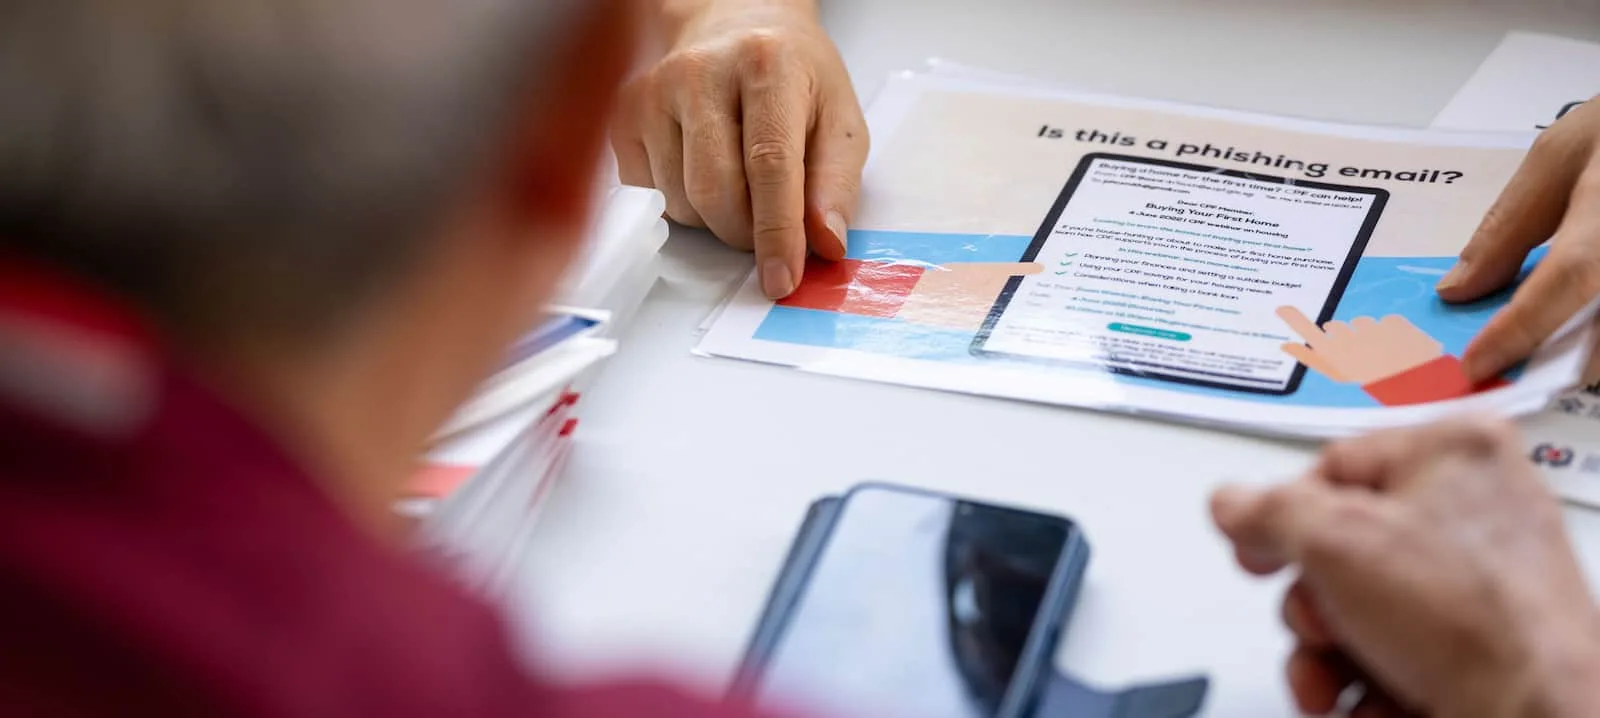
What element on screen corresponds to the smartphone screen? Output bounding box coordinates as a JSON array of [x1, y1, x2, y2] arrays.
[[749, 487, 1077, 718], [974, 153, 1387, 395]]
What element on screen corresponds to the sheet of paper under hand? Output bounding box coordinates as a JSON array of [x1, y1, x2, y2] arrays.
[[696, 70, 1590, 439]]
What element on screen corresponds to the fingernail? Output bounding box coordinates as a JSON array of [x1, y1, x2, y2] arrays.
[[824, 210, 849, 256], [1436, 260, 1470, 291], [761, 258, 794, 299]]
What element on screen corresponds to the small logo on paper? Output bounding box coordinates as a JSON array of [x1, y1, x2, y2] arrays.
[[1531, 444, 1576, 469], [1557, 396, 1587, 415]]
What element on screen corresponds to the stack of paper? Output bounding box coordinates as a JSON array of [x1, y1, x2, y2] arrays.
[[696, 50, 1595, 441], [405, 185, 668, 595]]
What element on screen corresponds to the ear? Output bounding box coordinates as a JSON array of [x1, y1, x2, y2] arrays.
[[500, 0, 640, 227]]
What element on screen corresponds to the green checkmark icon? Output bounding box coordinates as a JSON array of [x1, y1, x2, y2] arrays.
[[1055, 270, 1069, 275]]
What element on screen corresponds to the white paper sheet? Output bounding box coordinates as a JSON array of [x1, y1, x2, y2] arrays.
[[1433, 32, 1598, 132]]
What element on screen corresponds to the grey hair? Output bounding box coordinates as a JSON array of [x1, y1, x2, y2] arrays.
[[0, 0, 584, 340]]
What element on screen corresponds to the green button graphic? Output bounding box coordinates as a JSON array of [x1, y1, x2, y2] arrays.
[[1108, 323, 1191, 341]]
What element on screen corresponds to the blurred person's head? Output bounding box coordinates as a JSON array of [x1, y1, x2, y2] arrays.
[[0, 0, 638, 527]]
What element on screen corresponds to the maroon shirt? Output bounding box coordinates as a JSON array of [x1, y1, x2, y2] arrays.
[[0, 259, 756, 717]]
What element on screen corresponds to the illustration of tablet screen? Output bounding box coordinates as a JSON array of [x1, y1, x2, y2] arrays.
[[973, 153, 1387, 395]]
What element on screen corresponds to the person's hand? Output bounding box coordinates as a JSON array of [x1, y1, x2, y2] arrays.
[[1437, 97, 1599, 382], [613, 0, 868, 299], [1276, 307, 1442, 384], [1211, 418, 1600, 717]]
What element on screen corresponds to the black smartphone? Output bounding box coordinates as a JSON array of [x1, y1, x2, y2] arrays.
[[730, 483, 1091, 718]]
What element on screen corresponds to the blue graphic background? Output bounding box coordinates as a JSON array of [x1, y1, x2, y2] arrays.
[[753, 230, 1539, 408]]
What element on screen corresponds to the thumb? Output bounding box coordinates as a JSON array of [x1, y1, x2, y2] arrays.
[[805, 97, 869, 262]]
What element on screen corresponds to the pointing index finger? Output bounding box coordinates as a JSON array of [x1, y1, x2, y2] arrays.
[[1276, 306, 1326, 346], [741, 47, 810, 299]]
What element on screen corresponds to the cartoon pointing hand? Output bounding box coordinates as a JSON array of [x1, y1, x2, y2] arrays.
[[898, 262, 1045, 331], [778, 258, 1043, 332], [1276, 307, 1443, 384], [1276, 306, 1499, 406]]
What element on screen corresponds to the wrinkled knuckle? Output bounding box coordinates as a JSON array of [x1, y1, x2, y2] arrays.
[[672, 46, 723, 77], [655, 51, 693, 84], [835, 172, 862, 198], [751, 217, 802, 241], [745, 140, 797, 179], [639, 68, 676, 101], [684, 164, 725, 210], [1547, 250, 1600, 297], [738, 28, 790, 68], [817, 167, 861, 197]]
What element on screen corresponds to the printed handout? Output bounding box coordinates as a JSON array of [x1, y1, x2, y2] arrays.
[[973, 153, 1387, 397], [696, 73, 1592, 438]]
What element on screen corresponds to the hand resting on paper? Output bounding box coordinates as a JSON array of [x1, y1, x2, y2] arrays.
[[1212, 418, 1600, 718], [1437, 97, 1600, 382], [614, 0, 868, 300]]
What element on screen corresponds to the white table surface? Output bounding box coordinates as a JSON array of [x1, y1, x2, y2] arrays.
[[513, 2, 1600, 715]]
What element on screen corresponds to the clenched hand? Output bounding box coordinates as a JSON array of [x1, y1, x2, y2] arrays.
[[1213, 418, 1600, 717], [614, 0, 868, 298]]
